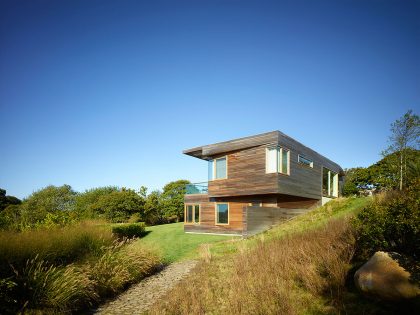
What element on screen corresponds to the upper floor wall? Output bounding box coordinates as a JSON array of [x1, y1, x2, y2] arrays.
[[183, 131, 344, 200]]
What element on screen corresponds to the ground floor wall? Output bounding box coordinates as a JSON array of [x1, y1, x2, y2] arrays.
[[184, 194, 320, 236]]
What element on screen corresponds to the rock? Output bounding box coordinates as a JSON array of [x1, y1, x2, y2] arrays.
[[354, 251, 420, 301]]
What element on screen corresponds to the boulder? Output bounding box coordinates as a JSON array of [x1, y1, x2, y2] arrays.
[[354, 251, 420, 301]]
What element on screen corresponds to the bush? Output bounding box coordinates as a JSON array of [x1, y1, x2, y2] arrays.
[[112, 223, 146, 239], [352, 183, 420, 260]]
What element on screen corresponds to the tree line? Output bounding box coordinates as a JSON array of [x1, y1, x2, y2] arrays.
[[0, 179, 190, 230], [343, 110, 419, 195]]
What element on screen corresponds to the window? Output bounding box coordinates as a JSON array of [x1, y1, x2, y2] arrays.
[[298, 155, 313, 168], [208, 157, 227, 180], [266, 146, 290, 175], [216, 203, 229, 224], [185, 204, 200, 224], [322, 167, 338, 197]]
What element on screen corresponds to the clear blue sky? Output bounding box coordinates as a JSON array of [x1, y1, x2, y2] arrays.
[[1, 0, 419, 199]]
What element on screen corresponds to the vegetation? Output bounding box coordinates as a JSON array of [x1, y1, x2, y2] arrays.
[[112, 222, 146, 239], [0, 222, 161, 314], [137, 222, 234, 263], [343, 110, 419, 195], [352, 181, 420, 261], [150, 198, 370, 314], [0, 179, 191, 231]]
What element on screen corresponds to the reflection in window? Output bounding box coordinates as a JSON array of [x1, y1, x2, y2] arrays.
[[266, 146, 289, 175], [322, 167, 338, 197], [216, 203, 229, 224], [298, 155, 313, 168]]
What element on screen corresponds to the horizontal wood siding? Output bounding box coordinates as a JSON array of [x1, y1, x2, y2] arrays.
[[208, 146, 279, 197]]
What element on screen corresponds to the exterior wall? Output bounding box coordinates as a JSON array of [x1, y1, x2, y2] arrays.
[[184, 194, 245, 235], [208, 146, 278, 197], [184, 194, 318, 235]]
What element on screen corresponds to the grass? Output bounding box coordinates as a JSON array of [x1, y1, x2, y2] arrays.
[[149, 197, 372, 314], [0, 221, 162, 314], [136, 222, 235, 263]]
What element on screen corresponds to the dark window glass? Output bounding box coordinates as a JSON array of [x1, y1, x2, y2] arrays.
[[216, 203, 229, 224]]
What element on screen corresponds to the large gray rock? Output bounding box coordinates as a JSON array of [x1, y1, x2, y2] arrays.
[[354, 251, 420, 300]]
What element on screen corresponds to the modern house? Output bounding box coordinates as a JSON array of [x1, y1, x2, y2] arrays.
[[183, 131, 344, 236]]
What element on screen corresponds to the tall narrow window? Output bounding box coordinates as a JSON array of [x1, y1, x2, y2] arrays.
[[215, 157, 227, 179], [266, 146, 290, 175], [216, 203, 229, 224], [281, 149, 289, 175], [266, 147, 278, 173], [208, 160, 214, 181], [186, 205, 193, 223], [322, 167, 338, 197], [194, 205, 200, 223]]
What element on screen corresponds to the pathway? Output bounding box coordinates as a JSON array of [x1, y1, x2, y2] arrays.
[[94, 260, 198, 315]]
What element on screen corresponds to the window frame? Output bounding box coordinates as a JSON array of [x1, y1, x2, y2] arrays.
[[184, 204, 201, 225], [322, 167, 338, 198], [298, 154, 314, 168], [215, 202, 229, 225], [265, 146, 290, 175]]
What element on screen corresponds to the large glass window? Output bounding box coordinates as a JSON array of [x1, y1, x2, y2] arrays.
[[216, 203, 229, 224], [208, 157, 227, 181], [322, 167, 338, 197], [215, 157, 227, 179], [266, 146, 289, 175], [185, 204, 200, 224]]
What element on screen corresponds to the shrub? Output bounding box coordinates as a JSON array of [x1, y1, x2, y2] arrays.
[[352, 183, 420, 260], [112, 222, 146, 239]]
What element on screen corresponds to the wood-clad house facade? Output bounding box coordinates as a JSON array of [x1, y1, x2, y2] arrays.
[[183, 131, 344, 236]]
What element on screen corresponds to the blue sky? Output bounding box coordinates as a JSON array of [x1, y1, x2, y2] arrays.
[[0, 0, 419, 199]]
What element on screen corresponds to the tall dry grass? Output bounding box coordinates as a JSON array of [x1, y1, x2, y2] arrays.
[[150, 218, 355, 315], [0, 221, 114, 274]]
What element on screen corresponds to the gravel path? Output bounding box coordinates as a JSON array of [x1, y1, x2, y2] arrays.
[[94, 260, 198, 315]]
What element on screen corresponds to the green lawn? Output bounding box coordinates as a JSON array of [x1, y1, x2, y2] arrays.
[[134, 222, 235, 263]]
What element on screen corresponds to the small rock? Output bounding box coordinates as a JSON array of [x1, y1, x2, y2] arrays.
[[354, 251, 420, 300]]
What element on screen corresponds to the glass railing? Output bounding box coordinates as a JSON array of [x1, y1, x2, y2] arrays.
[[185, 182, 208, 194]]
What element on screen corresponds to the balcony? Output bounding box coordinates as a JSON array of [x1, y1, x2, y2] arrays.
[[185, 182, 208, 194]]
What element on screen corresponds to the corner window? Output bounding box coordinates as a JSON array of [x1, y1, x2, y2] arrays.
[[216, 203, 229, 224], [208, 157, 227, 180], [266, 146, 290, 175], [185, 204, 200, 224], [298, 155, 313, 168], [322, 167, 338, 197]]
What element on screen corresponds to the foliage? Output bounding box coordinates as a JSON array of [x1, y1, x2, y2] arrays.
[[0, 188, 21, 212], [74, 186, 119, 218], [144, 190, 165, 225], [19, 185, 77, 227], [383, 109, 420, 190], [352, 182, 420, 261], [88, 240, 160, 298], [112, 222, 146, 239], [0, 222, 114, 276], [90, 188, 145, 222], [0, 222, 161, 313], [160, 179, 190, 221], [11, 256, 97, 313], [150, 199, 367, 315]]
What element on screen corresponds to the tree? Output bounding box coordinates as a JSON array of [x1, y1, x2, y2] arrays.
[[0, 189, 21, 212], [383, 110, 420, 190], [74, 186, 119, 218], [160, 180, 190, 221], [20, 185, 77, 226], [90, 188, 145, 222], [144, 190, 164, 225]]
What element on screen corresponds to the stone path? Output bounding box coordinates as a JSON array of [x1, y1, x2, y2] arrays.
[[94, 260, 198, 315]]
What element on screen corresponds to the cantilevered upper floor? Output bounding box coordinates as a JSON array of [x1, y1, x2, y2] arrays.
[[183, 131, 344, 200]]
